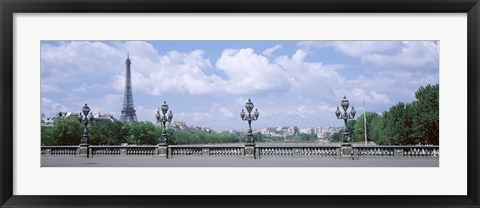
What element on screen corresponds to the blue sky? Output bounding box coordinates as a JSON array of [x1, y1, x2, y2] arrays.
[[41, 40, 439, 131]]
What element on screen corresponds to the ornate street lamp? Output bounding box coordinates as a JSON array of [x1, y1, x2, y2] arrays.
[[156, 101, 173, 144], [80, 103, 94, 145], [240, 99, 260, 143], [335, 96, 356, 143], [79, 103, 94, 158]]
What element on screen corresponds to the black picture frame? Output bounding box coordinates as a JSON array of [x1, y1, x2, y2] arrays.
[[1, 0, 479, 207]]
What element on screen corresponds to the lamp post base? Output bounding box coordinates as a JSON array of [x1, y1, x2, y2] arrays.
[[340, 143, 353, 159], [157, 143, 168, 158], [78, 144, 89, 158], [245, 143, 255, 159]]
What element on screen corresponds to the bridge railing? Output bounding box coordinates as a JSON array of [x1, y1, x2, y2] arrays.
[[255, 144, 339, 158], [41, 146, 79, 156], [89, 145, 158, 157], [41, 144, 439, 159], [354, 145, 440, 158], [168, 145, 244, 158]]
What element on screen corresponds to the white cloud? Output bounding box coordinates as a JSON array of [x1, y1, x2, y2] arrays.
[[41, 41, 125, 83], [216, 48, 290, 94], [332, 41, 402, 57], [41, 97, 69, 116], [297, 41, 439, 71], [361, 41, 439, 69], [262, 44, 282, 57], [134, 105, 158, 123], [41, 83, 62, 93], [347, 88, 391, 104], [112, 49, 221, 95]]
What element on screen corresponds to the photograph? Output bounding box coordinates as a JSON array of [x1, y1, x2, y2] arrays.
[[40, 40, 440, 167], [2, 0, 478, 207]]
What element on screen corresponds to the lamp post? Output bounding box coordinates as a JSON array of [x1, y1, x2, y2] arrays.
[[79, 103, 94, 158], [156, 101, 173, 144], [335, 96, 356, 158], [240, 99, 260, 144], [335, 96, 356, 143], [156, 101, 173, 159], [240, 99, 259, 159]]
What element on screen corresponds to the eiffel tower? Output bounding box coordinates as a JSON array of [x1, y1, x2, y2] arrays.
[[120, 54, 137, 123]]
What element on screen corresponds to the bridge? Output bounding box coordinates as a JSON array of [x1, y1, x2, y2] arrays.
[[41, 143, 439, 167]]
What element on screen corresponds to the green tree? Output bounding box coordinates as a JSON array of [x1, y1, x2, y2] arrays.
[[369, 115, 384, 145], [412, 84, 439, 145], [170, 130, 243, 145], [353, 112, 381, 143], [378, 102, 414, 145], [346, 120, 358, 142], [52, 117, 84, 145], [127, 122, 162, 145], [89, 121, 129, 145], [286, 133, 317, 141], [329, 131, 342, 142], [41, 126, 56, 145]]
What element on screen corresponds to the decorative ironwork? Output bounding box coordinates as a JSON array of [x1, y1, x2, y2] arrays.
[[156, 101, 173, 144], [335, 96, 356, 143], [240, 99, 260, 143]]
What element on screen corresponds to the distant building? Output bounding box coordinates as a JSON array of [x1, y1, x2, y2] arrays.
[[299, 127, 313, 135], [42, 118, 55, 126], [170, 121, 188, 130], [169, 120, 214, 133], [285, 126, 298, 136]]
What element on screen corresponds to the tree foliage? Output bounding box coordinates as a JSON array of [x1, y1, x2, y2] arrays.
[[285, 133, 318, 141], [412, 84, 439, 145], [89, 121, 129, 145], [51, 117, 84, 145], [332, 84, 439, 145], [170, 130, 242, 145], [353, 112, 381, 143], [41, 126, 56, 145], [127, 122, 162, 145]]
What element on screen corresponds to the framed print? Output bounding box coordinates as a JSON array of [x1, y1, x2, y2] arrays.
[[1, 0, 479, 207]]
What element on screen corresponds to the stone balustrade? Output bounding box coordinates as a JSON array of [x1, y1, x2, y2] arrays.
[[354, 146, 440, 158], [256, 144, 339, 158], [41, 146, 79, 156], [168, 145, 244, 158], [90, 146, 158, 157], [41, 144, 439, 159]]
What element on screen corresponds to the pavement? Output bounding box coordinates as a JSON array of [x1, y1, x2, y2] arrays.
[[41, 156, 439, 167]]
